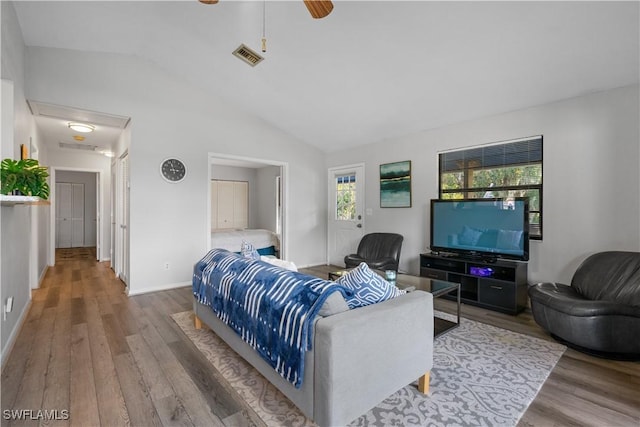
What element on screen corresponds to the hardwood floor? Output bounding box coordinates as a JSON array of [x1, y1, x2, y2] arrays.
[[1, 252, 639, 426]]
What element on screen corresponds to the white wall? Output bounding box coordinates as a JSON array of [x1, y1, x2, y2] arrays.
[[255, 166, 281, 231], [55, 170, 97, 247], [1, 1, 45, 365], [327, 84, 640, 285], [26, 47, 328, 295]]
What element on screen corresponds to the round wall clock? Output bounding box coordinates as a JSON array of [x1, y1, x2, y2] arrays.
[[160, 158, 187, 183]]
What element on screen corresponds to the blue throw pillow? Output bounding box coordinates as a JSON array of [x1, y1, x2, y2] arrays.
[[240, 240, 260, 260], [336, 262, 406, 309]]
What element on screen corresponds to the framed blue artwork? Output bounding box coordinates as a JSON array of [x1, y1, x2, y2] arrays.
[[380, 160, 411, 208]]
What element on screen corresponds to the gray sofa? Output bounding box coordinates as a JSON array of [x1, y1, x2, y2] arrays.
[[193, 288, 433, 426]]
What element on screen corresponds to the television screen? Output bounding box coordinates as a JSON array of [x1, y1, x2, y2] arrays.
[[430, 198, 529, 261]]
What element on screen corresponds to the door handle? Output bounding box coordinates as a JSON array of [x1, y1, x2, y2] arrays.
[[356, 223, 362, 228]]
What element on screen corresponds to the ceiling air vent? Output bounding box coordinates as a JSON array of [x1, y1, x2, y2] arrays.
[[232, 44, 264, 67], [59, 142, 99, 151]]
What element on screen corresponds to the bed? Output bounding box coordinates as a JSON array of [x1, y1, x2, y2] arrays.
[[210, 228, 279, 256]]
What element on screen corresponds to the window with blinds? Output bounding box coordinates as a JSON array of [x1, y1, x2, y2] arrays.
[[439, 136, 543, 239]]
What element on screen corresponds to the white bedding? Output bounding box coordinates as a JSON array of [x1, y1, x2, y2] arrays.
[[210, 229, 279, 252]]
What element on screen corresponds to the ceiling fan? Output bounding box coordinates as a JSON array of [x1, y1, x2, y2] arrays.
[[198, 0, 334, 19]]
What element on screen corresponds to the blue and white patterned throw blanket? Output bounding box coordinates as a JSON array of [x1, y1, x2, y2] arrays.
[[193, 249, 347, 388]]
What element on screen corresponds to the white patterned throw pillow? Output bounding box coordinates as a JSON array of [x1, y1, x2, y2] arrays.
[[240, 240, 260, 260], [336, 262, 406, 309]]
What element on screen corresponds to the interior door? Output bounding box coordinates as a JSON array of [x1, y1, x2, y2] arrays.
[[56, 182, 84, 248], [327, 165, 365, 266], [121, 154, 130, 285]]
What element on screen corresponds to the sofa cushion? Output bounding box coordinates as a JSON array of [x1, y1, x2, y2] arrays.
[[318, 291, 350, 317], [336, 262, 406, 309]]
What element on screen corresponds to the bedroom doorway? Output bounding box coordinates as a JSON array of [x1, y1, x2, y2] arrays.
[[208, 154, 288, 260]]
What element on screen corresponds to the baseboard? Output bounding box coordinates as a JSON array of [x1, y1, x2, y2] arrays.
[[1, 298, 32, 372], [38, 264, 49, 287], [127, 280, 191, 296], [295, 260, 329, 269]]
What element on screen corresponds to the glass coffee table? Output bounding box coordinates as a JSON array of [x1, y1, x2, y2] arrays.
[[328, 270, 461, 337]]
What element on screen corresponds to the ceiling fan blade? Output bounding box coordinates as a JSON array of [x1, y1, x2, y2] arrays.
[[303, 0, 334, 19], [198, 0, 219, 4]]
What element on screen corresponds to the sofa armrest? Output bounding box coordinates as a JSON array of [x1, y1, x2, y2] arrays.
[[313, 290, 433, 427]]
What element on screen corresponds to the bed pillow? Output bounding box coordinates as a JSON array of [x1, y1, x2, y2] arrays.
[[240, 240, 260, 260], [336, 262, 406, 309], [260, 255, 298, 271]]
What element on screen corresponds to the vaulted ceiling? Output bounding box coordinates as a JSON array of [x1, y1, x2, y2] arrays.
[[13, 1, 640, 153]]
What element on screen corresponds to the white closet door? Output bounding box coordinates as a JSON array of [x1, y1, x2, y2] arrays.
[[71, 183, 85, 247], [211, 180, 249, 230], [56, 182, 84, 248], [56, 183, 72, 248], [232, 182, 248, 229], [216, 181, 235, 229]]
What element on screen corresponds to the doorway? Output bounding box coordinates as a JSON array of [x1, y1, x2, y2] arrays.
[[208, 153, 288, 260], [49, 168, 102, 264], [327, 164, 365, 266]]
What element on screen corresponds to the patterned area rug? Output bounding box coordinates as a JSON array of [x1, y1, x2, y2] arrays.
[[172, 311, 565, 427]]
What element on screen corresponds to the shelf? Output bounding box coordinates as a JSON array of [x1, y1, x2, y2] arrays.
[[0, 195, 50, 206]]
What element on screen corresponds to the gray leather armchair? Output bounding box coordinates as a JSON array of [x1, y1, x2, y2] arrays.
[[344, 233, 403, 272], [528, 251, 640, 359]]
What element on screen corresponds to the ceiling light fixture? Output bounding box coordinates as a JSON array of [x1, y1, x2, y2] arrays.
[[68, 122, 95, 133]]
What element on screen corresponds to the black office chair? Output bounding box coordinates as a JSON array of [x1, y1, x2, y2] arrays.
[[344, 233, 404, 272]]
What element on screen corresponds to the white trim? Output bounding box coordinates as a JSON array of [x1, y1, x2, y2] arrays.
[[437, 134, 543, 154], [127, 281, 191, 296], [38, 265, 49, 287], [0, 298, 32, 371]]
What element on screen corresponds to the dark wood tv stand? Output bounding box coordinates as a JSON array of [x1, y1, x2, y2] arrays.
[[420, 252, 528, 315]]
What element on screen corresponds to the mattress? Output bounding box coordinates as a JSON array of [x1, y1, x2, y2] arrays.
[[210, 228, 279, 253]]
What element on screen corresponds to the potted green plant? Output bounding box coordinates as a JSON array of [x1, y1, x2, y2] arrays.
[[0, 158, 50, 199]]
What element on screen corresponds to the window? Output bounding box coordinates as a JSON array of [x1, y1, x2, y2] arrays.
[[439, 136, 543, 239], [336, 174, 357, 220]]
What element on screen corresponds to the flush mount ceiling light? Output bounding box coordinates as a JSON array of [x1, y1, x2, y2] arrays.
[[68, 122, 95, 133]]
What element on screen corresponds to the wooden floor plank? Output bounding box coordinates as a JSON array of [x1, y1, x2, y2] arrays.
[[84, 297, 131, 427], [112, 352, 163, 427], [41, 294, 71, 427], [126, 334, 194, 426], [69, 323, 100, 427], [9, 307, 57, 427]]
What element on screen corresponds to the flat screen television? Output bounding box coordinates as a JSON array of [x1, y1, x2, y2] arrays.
[[430, 198, 529, 261]]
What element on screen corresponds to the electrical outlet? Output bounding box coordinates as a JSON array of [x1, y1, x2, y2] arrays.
[[164, 262, 170, 270], [3, 297, 13, 321]]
